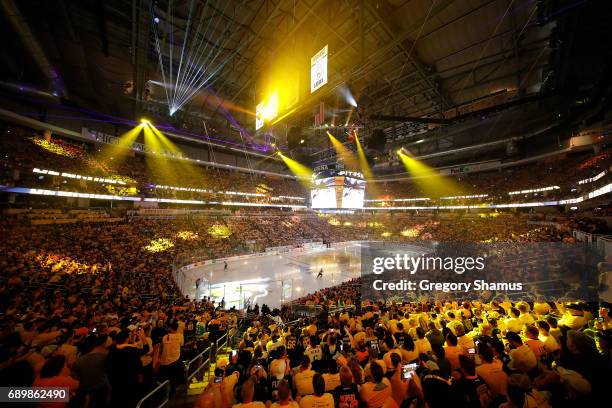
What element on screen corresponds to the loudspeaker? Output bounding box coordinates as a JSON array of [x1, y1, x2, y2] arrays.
[[287, 126, 302, 150], [367, 129, 387, 151]]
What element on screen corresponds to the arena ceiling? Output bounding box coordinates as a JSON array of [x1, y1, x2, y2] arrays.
[[0, 0, 610, 167]]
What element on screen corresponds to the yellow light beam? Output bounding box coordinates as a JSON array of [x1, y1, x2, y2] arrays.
[[148, 123, 180, 154], [95, 123, 144, 163], [397, 151, 462, 198], [354, 131, 373, 180], [277, 152, 313, 189], [148, 123, 209, 184], [354, 131, 379, 197], [143, 124, 180, 185], [327, 131, 360, 171]]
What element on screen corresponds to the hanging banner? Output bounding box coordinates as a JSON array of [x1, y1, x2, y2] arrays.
[[311, 45, 328, 93]]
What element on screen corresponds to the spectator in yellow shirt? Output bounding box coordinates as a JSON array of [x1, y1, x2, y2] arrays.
[[558, 304, 587, 330], [523, 325, 545, 361], [364, 348, 387, 381], [271, 380, 298, 408], [443, 333, 464, 370], [400, 337, 419, 363], [298, 373, 334, 408], [506, 332, 537, 374], [504, 308, 523, 334], [360, 362, 392, 408], [475, 344, 508, 397], [294, 355, 316, 397], [415, 328, 432, 355], [536, 321, 561, 355]]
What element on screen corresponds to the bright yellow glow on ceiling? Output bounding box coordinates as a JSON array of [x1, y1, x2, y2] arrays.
[[262, 91, 279, 121]]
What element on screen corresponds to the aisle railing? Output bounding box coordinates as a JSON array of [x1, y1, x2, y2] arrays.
[[185, 347, 211, 383], [136, 380, 170, 408]]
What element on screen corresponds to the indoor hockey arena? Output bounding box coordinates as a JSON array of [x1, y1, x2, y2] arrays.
[[0, 1, 611, 407]]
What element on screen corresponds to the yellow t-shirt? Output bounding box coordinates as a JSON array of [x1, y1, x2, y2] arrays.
[[299, 393, 334, 408], [539, 334, 560, 354], [160, 332, 184, 365], [476, 360, 508, 397], [364, 359, 387, 381], [232, 402, 266, 408], [322, 373, 341, 391], [271, 402, 299, 408], [400, 349, 419, 363], [533, 302, 550, 316], [359, 379, 392, 408], [294, 369, 316, 396], [443, 345, 463, 370], [504, 317, 522, 333], [415, 338, 432, 355], [383, 349, 402, 369], [558, 313, 587, 330], [509, 344, 537, 373]]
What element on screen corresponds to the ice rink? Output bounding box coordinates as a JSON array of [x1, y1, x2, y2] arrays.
[[187, 242, 362, 309]]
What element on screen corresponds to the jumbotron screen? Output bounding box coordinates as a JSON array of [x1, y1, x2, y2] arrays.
[[310, 173, 365, 209]]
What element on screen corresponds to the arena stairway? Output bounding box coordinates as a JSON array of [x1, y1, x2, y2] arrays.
[[166, 329, 239, 407]]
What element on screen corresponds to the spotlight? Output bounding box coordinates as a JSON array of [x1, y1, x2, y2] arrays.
[[153, 17, 160, 24], [140, 118, 151, 125], [300, 139, 305, 144]]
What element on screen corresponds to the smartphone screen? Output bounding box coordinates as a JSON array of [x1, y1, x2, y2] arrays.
[[402, 363, 417, 379], [214, 376, 222, 383], [468, 348, 476, 354]]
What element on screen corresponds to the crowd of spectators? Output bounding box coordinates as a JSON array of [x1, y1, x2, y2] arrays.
[[197, 290, 611, 408], [0, 208, 609, 407]]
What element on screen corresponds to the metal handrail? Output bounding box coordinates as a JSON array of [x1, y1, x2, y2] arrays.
[[185, 328, 230, 385], [215, 333, 228, 353], [185, 346, 211, 377], [186, 349, 211, 383], [135, 380, 170, 408], [185, 347, 210, 368]]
